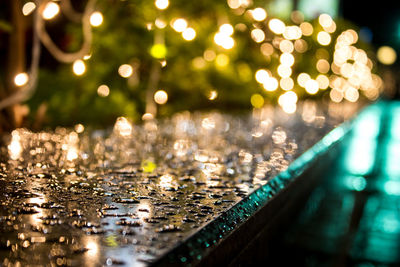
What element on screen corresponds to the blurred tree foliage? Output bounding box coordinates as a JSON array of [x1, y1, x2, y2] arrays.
[[0, 0, 378, 129]]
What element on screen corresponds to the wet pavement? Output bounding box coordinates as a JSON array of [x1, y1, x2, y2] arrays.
[[0, 103, 359, 266]]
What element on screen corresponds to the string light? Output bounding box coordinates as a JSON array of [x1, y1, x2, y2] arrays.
[[280, 53, 295, 66], [182, 28, 196, 41], [255, 69, 269, 84], [250, 8, 267, 22], [260, 43, 274, 56], [97, 85, 110, 97], [118, 64, 133, 78], [278, 91, 297, 114], [297, 73, 310, 87], [154, 90, 168, 104], [155, 0, 169, 10], [317, 31, 331, 46], [318, 14, 333, 28], [262, 77, 278, 91], [74, 124, 85, 133], [377, 46, 397, 65], [299, 22, 313, 36], [283, 26, 302, 40], [279, 40, 294, 53], [22, 2, 36, 16], [219, 24, 234, 36], [14, 73, 29, 87], [72, 60, 86, 76], [280, 77, 294, 91], [204, 50, 216, 61], [316, 74, 329, 89], [42, 2, 60, 20], [208, 90, 218, 100], [268, 19, 285, 34], [215, 54, 229, 67], [305, 79, 319, 94], [250, 94, 264, 108], [171, 18, 188, 32], [251, 29, 265, 43], [155, 18, 167, 29], [90, 12, 103, 27]]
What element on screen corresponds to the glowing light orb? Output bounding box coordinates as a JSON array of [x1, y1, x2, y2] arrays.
[[14, 73, 29, 87], [154, 90, 168, 104]]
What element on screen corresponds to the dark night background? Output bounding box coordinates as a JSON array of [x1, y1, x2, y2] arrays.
[[342, 0, 400, 52]]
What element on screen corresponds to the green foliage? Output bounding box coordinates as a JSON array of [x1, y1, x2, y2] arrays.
[[25, 0, 377, 128]]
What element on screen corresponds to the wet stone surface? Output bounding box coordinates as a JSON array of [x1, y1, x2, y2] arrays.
[[0, 104, 356, 266]]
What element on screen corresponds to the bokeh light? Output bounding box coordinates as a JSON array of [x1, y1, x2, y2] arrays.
[[269, 19, 285, 34], [22, 2, 36, 16], [14, 73, 29, 87], [97, 85, 110, 97], [42, 2, 60, 20], [251, 94, 264, 108], [154, 90, 168, 104], [118, 64, 133, 78], [182, 28, 196, 41], [155, 0, 169, 10], [251, 8, 267, 21], [72, 60, 86, 76], [90, 12, 103, 27], [377, 46, 397, 65]]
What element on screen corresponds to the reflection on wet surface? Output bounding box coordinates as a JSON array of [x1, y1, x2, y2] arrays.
[[0, 103, 358, 266]]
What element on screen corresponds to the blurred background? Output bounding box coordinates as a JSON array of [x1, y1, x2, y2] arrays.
[[0, 0, 398, 131]]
